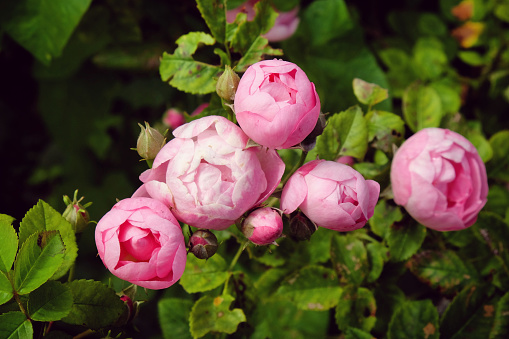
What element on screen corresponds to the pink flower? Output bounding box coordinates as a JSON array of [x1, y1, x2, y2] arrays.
[[281, 160, 380, 232], [133, 116, 285, 230], [234, 59, 320, 149], [390, 128, 488, 231], [336, 156, 355, 166], [241, 207, 283, 245], [191, 103, 209, 117], [226, 0, 300, 42], [95, 197, 186, 290], [163, 108, 186, 130]]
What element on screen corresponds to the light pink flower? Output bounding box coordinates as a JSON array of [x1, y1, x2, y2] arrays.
[[163, 108, 186, 130], [281, 160, 380, 232], [241, 207, 283, 245], [226, 0, 300, 42], [133, 115, 285, 230], [95, 197, 186, 289], [234, 59, 320, 149], [390, 128, 488, 231]]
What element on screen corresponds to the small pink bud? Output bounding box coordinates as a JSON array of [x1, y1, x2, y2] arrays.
[[163, 108, 186, 130], [336, 156, 355, 166], [62, 190, 92, 233], [241, 207, 283, 245]]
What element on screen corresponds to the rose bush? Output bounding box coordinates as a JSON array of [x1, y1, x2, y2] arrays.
[[226, 0, 300, 42], [133, 115, 285, 230], [241, 207, 283, 245], [281, 160, 380, 231], [95, 197, 186, 289], [234, 59, 321, 149], [390, 128, 488, 231]]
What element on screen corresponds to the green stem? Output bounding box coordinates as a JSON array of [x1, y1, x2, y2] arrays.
[[280, 150, 308, 187], [223, 241, 248, 295], [73, 329, 95, 339], [14, 292, 30, 320], [68, 263, 75, 282]]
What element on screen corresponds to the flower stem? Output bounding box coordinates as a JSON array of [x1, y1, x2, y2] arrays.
[[280, 150, 308, 187], [223, 241, 248, 295]]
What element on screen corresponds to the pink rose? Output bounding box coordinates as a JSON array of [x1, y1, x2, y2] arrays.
[[133, 116, 285, 230], [241, 207, 283, 245], [163, 108, 186, 130], [95, 197, 186, 290], [281, 160, 380, 232], [390, 128, 488, 231], [226, 0, 300, 42], [191, 103, 209, 117], [336, 156, 355, 166], [234, 59, 321, 149]]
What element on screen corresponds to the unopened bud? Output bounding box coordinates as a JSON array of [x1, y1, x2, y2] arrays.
[[62, 190, 92, 233], [300, 113, 326, 152], [287, 211, 317, 241], [188, 229, 218, 259], [216, 65, 240, 101], [162, 108, 186, 130], [241, 207, 283, 245], [136, 122, 165, 160]]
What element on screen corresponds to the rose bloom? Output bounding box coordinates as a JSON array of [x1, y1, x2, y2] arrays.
[[133, 115, 285, 230], [241, 207, 283, 245], [95, 197, 186, 289], [390, 128, 488, 231], [226, 0, 300, 42], [234, 59, 320, 149], [281, 160, 380, 232]]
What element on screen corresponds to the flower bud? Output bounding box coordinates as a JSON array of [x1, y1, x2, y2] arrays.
[[136, 122, 166, 161], [62, 190, 92, 233], [287, 211, 317, 241], [216, 65, 240, 101], [240, 207, 283, 245], [300, 113, 326, 152], [188, 229, 218, 259], [163, 108, 186, 130]]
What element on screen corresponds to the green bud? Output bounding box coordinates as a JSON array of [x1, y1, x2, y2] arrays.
[[62, 190, 92, 233], [136, 121, 166, 161], [216, 65, 240, 102]]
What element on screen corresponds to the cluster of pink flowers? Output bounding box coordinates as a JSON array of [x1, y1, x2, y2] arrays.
[[95, 58, 488, 290]]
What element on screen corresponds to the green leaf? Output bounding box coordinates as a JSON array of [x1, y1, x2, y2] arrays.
[[345, 327, 375, 339], [472, 212, 509, 276], [301, 0, 353, 47], [429, 79, 461, 115], [373, 284, 406, 335], [235, 36, 282, 72], [487, 130, 509, 181], [0, 312, 33, 339], [159, 32, 222, 94], [0, 215, 18, 274], [387, 220, 426, 262], [251, 298, 329, 339], [335, 285, 377, 332], [388, 300, 439, 339], [366, 242, 388, 283], [458, 51, 486, 66], [158, 298, 193, 339], [0, 0, 92, 65], [276, 266, 342, 311], [412, 37, 448, 80], [365, 110, 405, 153], [13, 231, 65, 295], [271, 0, 300, 12], [407, 250, 478, 294], [62, 279, 125, 330], [330, 233, 369, 285], [368, 200, 403, 239], [251, 245, 285, 267], [440, 283, 495, 339], [254, 268, 291, 298], [28, 280, 72, 322], [402, 82, 443, 132], [0, 271, 13, 306], [316, 106, 369, 160], [196, 0, 226, 44], [179, 253, 229, 293], [490, 290, 509, 338], [227, 0, 278, 52], [19, 200, 78, 280], [189, 294, 246, 338], [353, 78, 389, 106]]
